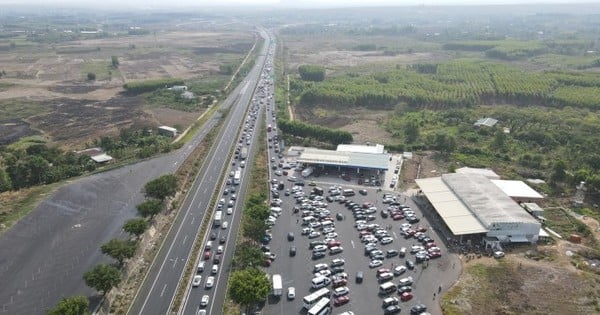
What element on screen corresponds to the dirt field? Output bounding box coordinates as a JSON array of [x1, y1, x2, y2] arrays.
[[0, 30, 253, 147]]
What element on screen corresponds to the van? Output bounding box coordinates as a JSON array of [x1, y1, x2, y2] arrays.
[[342, 189, 355, 197], [302, 216, 315, 225], [355, 271, 364, 284], [311, 275, 331, 289], [379, 282, 397, 295]]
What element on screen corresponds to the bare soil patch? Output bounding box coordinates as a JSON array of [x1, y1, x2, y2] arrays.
[[0, 119, 39, 145]]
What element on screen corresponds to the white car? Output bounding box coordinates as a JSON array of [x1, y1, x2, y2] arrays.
[[200, 295, 210, 307], [380, 237, 394, 245], [217, 245, 224, 254], [287, 287, 296, 300], [222, 221, 228, 229], [205, 276, 215, 288], [211, 264, 219, 274], [325, 232, 338, 239], [393, 265, 407, 276], [288, 176, 298, 182], [227, 207, 233, 215], [334, 286, 350, 297], [331, 258, 345, 267], [308, 231, 321, 239], [323, 227, 336, 234], [314, 269, 332, 278], [314, 263, 329, 272], [369, 260, 383, 268], [329, 246, 343, 254], [274, 170, 282, 176], [192, 275, 202, 287], [313, 245, 328, 252]]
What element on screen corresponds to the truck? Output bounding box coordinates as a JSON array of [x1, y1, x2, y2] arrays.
[[301, 167, 313, 178], [240, 147, 248, 160], [233, 168, 242, 185], [214, 211, 223, 227], [272, 274, 282, 297]]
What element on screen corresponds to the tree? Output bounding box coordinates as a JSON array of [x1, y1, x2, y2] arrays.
[[298, 65, 325, 82], [136, 198, 163, 219], [491, 130, 508, 151], [111, 56, 119, 68], [433, 133, 457, 156], [87, 72, 96, 81], [83, 264, 121, 296], [550, 159, 568, 183], [143, 174, 178, 200], [123, 218, 148, 238], [228, 268, 271, 311], [0, 169, 13, 192], [100, 239, 137, 265], [243, 216, 269, 243], [404, 120, 420, 143], [233, 241, 264, 269], [47, 295, 89, 315]]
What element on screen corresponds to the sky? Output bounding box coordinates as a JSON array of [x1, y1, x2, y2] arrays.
[[0, 0, 598, 7]]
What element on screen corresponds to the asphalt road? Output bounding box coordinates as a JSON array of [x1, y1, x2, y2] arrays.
[[180, 42, 276, 315], [129, 32, 272, 315], [261, 182, 461, 315], [0, 32, 267, 315]]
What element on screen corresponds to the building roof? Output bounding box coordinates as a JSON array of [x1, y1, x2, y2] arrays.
[[491, 180, 544, 200], [296, 148, 389, 170], [158, 126, 177, 132], [474, 117, 498, 127], [337, 144, 385, 154], [76, 147, 103, 157], [455, 167, 500, 179], [416, 177, 488, 235], [91, 153, 113, 163], [522, 203, 544, 213]]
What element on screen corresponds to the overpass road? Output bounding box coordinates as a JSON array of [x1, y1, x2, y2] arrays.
[[128, 31, 272, 315]]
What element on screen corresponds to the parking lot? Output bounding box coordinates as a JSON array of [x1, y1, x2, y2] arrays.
[[260, 171, 461, 315]]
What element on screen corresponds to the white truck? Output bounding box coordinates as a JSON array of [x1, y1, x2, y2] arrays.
[[301, 167, 313, 178], [272, 274, 282, 297], [214, 211, 223, 227], [233, 168, 242, 185], [240, 147, 248, 160]]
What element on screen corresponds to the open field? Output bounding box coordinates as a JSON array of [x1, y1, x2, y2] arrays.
[[0, 29, 254, 147]]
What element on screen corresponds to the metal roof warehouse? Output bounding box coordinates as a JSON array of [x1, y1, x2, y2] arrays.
[[295, 147, 390, 170]]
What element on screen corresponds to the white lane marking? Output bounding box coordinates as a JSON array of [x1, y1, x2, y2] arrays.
[[172, 257, 178, 269], [190, 216, 195, 225], [160, 284, 167, 297], [351, 240, 355, 249], [182, 235, 188, 245]]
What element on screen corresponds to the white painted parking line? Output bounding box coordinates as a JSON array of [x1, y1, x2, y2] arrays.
[[393, 232, 398, 239]]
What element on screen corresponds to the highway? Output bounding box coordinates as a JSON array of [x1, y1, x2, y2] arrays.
[[128, 31, 273, 315]]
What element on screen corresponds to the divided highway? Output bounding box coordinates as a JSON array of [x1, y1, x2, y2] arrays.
[[128, 31, 272, 315]]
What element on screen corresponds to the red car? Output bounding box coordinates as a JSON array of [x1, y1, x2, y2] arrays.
[[428, 251, 442, 259], [376, 268, 391, 275], [400, 292, 413, 301], [328, 240, 342, 248], [334, 296, 350, 306], [203, 250, 211, 260], [415, 226, 428, 232], [392, 214, 404, 221], [332, 278, 348, 288]]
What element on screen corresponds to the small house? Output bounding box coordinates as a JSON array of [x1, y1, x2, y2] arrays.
[[158, 126, 177, 137]]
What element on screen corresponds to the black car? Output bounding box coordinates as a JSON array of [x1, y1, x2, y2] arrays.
[[312, 251, 326, 260], [331, 266, 345, 274], [309, 240, 326, 249], [381, 211, 389, 219], [405, 260, 415, 270], [397, 286, 412, 294], [336, 213, 344, 221], [355, 271, 364, 284], [358, 189, 368, 195], [261, 245, 271, 252], [294, 181, 305, 186], [210, 232, 217, 240], [386, 249, 399, 258], [287, 232, 295, 241], [384, 305, 401, 315], [410, 304, 427, 315], [219, 236, 226, 244], [289, 246, 296, 257]]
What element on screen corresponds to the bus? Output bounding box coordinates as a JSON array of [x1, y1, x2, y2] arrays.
[[303, 288, 330, 309], [307, 297, 330, 315]]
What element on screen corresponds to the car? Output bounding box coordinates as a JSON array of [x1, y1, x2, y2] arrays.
[[288, 176, 298, 182], [333, 296, 350, 306], [400, 291, 413, 301], [332, 278, 348, 288], [329, 246, 343, 255], [325, 232, 338, 239], [494, 251, 505, 258], [205, 276, 215, 288], [355, 270, 364, 283], [274, 170, 282, 176], [405, 260, 415, 270], [328, 240, 342, 248], [358, 189, 368, 195], [197, 261, 205, 273], [217, 245, 224, 254], [410, 304, 427, 315], [331, 258, 345, 267], [226, 207, 233, 215], [397, 285, 412, 294], [399, 247, 407, 257], [380, 237, 394, 245], [384, 305, 402, 314], [200, 295, 210, 307], [313, 244, 328, 252], [222, 221, 228, 229], [197, 310, 206, 315], [203, 250, 211, 260], [336, 213, 344, 220], [223, 188, 230, 195], [219, 236, 226, 244], [393, 265, 407, 276], [369, 260, 383, 268], [213, 254, 221, 264], [323, 227, 336, 234], [210, 232, 217, 240], [398, 276, 414, 286], [386, 249, 399, 258], [376, 268, 391, 275], [382, 296, 400, 308], [264, 252, 277, 260], [211, 264, 218, 274], [287, 287, 296, 300], [315, 269, 332, 278], [333, 286, 349, 297], [312, 251, 326, 260], [331, 266, 345, 274], [192, 275, 202, 287], [308, 231, 321, 239], [289, 246, 296, 257]]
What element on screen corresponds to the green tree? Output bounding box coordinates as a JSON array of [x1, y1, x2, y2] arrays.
[[404, 120, 420, 143], [550, 159, 568, 183], [0, 169, 13, 192], [87, 72, 96, 81], [433, 133, 457, 156], [298, 65, 325, 82], [47, 295, 89, 315], [100, 239, 137, 265], [233, 241, 264, 269], [228, 268, 271, 312], [136, 198, 163, 219], [491, 130, 508, 151], [111, 56, 119, 68], [123, 218, 148, 238], [243, 216, 269, 243], [83, 264, 121, 296], [143, 174, 178, 200]]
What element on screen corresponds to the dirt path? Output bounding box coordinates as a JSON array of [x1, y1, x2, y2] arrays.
[[286, 74, 294, 121]]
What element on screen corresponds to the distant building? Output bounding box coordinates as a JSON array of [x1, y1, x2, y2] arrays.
[[455, 167, 500, 179], [76, 147, 113, 164], [474, 117, 498, 128], [337, 143, 385, 154], [158, 126, 178, 137]]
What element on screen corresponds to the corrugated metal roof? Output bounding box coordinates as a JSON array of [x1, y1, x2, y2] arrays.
[[474, 117, 498, 127], [491, 180, 544, 199], [296, 148, 389, 170], [455, 167, 500, 179], [415, 177, 488, 235], [337, 144, 384, 154]]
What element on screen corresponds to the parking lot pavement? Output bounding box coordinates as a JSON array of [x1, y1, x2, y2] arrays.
[[260, 177, 461, 315]]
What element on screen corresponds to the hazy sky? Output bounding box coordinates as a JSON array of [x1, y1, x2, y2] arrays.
[[1, 0, 597, 7]]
